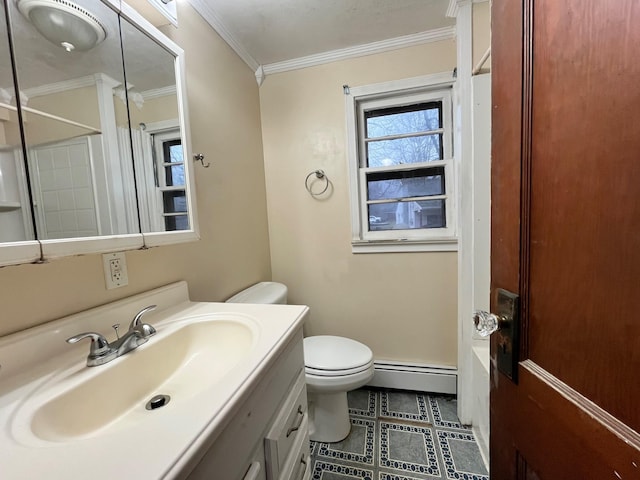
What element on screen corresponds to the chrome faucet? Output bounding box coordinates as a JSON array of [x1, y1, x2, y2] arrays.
[[66, 305, 158, 367]]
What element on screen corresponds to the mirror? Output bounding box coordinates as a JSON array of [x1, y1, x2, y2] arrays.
[[0, 0, 35, 243], [119, 11, 191, 234], [8, 0, 139, 240], [0, 0, 197, 264]]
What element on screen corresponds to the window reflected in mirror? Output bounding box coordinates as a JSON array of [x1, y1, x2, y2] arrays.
[[118, 13, 188, 233]]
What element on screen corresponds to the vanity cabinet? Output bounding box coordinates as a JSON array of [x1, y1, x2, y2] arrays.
[[185, 329, 311, 480]]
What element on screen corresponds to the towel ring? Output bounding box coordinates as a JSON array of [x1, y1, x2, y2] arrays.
[[305, 170, 329, 196]]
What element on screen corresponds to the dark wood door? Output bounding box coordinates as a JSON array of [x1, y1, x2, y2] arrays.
[[490, 0, 640, 477]]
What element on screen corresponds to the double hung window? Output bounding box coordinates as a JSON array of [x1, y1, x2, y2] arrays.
[[346, 76, 456, 252], [152, 130, 188, 231]]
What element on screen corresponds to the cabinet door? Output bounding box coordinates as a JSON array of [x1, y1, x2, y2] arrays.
[[264, 370, 308, 480]]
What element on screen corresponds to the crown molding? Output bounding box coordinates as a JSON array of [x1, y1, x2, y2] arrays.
[[24, 75, 98, 98], [187, 0, 259, 72], [446, 0, 459, 18], [262, 26, 456, 76], [142, 85, 177, 100]]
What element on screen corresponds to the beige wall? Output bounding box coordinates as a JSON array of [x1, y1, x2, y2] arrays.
[[473, 1, 491, 71], [128, 94, 179, 126], [259, 42, 459, 366], [0, 2, 271, 337]]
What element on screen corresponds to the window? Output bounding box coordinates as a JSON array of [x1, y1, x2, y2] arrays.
[[346, 75, 456, 252], [152, 130, 188, 231]]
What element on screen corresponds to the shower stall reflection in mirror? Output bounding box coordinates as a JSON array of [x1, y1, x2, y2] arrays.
[[128, 119, 187, 233], [25, 134, 138, 240]]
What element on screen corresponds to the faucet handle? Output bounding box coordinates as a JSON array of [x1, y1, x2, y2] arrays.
[[129, 305, 157, 336], [66, 332, 111, 357]]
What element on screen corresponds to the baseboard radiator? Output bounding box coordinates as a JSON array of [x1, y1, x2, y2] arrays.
[[367, 360, 457, 394]]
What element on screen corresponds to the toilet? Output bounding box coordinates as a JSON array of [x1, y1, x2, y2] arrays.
[[226, 282, 374, 443]]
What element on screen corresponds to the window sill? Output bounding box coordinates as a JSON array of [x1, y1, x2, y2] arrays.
[[351, 238, 458, 254]]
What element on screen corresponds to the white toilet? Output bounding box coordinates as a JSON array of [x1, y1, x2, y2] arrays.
[[226, 282, 374, 443]]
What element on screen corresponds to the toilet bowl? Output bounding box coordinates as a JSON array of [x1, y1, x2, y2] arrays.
[[226, 282, 374, 443]]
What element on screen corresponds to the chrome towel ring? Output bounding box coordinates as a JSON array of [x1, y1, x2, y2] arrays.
[[305, 170, 329, 197]]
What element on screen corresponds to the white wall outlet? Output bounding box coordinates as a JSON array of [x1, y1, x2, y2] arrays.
[[103, 252, 129, 289]]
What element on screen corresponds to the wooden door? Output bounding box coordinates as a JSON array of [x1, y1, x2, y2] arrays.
[[490, 0, 640, 477]]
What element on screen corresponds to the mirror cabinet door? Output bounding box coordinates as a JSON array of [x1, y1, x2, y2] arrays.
[[0, 0, 35, 243], [118, 13, 192, 234], [7, 0, 141, 240]]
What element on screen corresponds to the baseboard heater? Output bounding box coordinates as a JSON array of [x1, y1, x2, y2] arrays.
[[367, 360, 457, 395]]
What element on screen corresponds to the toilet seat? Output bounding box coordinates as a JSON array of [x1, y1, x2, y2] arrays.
[[303, 335, 373, 377], [305, 360, 374, 377]]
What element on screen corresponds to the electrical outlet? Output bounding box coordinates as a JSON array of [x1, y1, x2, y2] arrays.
[[103, 252, 129, 289]]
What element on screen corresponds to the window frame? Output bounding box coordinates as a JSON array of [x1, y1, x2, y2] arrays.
[[345, 73, 458, 253], [151, 129, 188, 232]]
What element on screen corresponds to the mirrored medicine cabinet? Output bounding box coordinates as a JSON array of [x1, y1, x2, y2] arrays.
[[0, 0, 198, 266]]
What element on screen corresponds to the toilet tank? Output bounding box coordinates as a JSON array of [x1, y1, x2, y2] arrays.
[[225, 282, 288, 304]]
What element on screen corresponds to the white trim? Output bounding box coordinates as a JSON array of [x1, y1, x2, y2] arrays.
[[367, 361, 457, 394], [143, 118, 180, 133], [263, 27, 455, 76], [142, 85, 177, 100], [255, 65, 265, 87], [23, 75, 98, 98], [347, 72, 455, 99], [186, 0, 260, 71], [352, 240, 457, 254], [345, 73, 457, 251], [446, 0, 460, 18], [472, 342, 490, 468], [14, 149, 35, 240], [454, 0, 475, 426], [0, 241, 41, 266], [40, 234, 144, 259], [447, 0, 487, 18]]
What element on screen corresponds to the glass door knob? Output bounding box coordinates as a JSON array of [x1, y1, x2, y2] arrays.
[[473, 310, 505, 337]]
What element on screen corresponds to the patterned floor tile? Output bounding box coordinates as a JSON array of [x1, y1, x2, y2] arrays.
[[309, 389, 488, 480], [436, 430, 488, 480], [427, 396, 469, 430], [349, 389, 378, 418], [316, 418, 376, 464], [312, 461, 374, 480], [380, 391, 429, 423], [379, 422, 440, 477]]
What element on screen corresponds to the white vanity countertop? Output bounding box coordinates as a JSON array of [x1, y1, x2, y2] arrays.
[[0, 282, 308, 479]]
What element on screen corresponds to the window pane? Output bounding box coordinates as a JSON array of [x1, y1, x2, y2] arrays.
[[164, 165, 185, 186], [163, 140, 183, 163], [365, 102, 442, 138], [164, 215, 189, 231], [368, 199, 446, 231], [367, 134, 442, 167], [367, 167, 444, 201], [163, 191, 187, 213]]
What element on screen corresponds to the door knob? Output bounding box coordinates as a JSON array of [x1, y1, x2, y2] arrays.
[[475, 289, 520, 382], [473, 310, 508, 337]]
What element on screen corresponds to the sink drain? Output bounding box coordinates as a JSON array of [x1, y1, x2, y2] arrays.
[[146, 394, 171, 410]]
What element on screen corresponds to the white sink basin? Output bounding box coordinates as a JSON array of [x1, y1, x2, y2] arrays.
[[0, 281, 308, 480], [27, 317, 256, 442]]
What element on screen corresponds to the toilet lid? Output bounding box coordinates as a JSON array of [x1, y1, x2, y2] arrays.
[[303, 335, 373, 372]]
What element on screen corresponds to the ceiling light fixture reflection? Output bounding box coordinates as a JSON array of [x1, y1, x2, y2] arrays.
[[17, 0, 106, 52]]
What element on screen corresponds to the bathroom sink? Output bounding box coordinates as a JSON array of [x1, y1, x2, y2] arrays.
[[24, 316, 257, 442], [1, 281, 309, 480]]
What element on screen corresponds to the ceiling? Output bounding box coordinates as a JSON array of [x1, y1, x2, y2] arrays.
[[192, 0, 456, 68]]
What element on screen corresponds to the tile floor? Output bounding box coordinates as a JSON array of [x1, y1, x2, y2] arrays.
[[309, 388, 489, 480]]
